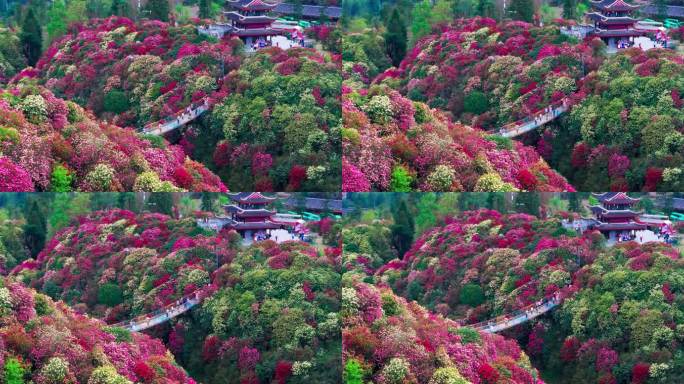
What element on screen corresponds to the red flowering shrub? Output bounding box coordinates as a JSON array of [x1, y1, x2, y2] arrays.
[[560, 336, 580, 362], [287, 165, 307, 190], [274, 361, 292, 384], [133, 361, 156, 382], [631, 363, 650, 384], [203, 335, 221, 362]]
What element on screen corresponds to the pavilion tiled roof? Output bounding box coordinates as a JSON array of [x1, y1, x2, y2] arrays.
[[227, 192, 277, 204], [593, 192, 641, 205], [586, 12, 638, 24], [589, 205, 642, 218], [589, 0, 640, 12], [224, 11, 277, 23], [226, 0, 278, 11]]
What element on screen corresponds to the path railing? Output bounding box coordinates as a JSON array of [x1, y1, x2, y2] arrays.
[[496, 98, 570, 138], [140, 98, 211, 136], [110, 290, 204, 332], [457, 290, 564, 334]]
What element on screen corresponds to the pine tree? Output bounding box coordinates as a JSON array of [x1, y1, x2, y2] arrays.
[[568, 193, 581, 213], [655, 0, 667, 20], [476, 0, 495, 18], [384, 8, 407, 67], [110, 0, 130, 17], [391, 199, 415, 257], [562, 0, 577, 20], [23, 198, 46, 257], [514, 193, 541, 216], [147, 0, 169, 21], [20, 7, 42, 66], [201, 193, 216, 212], [199, 0, 211, 19], [509, 0, 534, 22], [147, 193, 174, 216]]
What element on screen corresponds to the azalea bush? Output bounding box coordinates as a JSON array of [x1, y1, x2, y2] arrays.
[[0, 276, 195, 383], [0, 85, 226, 191]]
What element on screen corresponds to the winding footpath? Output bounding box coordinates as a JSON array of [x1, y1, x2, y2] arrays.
[[140, 98, 211, 135], [467, 295, 561, 333], [111, 290, 203, 332], [496, 98, 570, 138]]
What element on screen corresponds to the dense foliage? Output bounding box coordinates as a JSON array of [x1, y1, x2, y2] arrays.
[[0, 30, 26, 82], [14, 209, 239, 321], [0, 276, 195, 383], [377, 18, 605, 129], [342, 82, 573, 191], [195, 47, 342, 191], [30, 16, 242, 128], [342, 276, 543, 383], [545, 49, 684, 191], [178, 241, 342, 383], [0, 85, 226, 191], [532, 242, 684, 384]]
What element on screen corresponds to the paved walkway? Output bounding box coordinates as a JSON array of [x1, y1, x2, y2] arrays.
[[496, 99, 570, 138], [469, 296, 560, 333], [141, 99, 210, 135], [111, 291, 202, 332]]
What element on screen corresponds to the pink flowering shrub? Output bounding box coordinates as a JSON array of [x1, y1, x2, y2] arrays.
[[0, 156, 34, 191]]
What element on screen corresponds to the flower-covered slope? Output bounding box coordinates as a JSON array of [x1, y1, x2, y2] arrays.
[[342, 84, 573, 192], [343, 277, 543, 383], [13, 209, 240, 321], [379, 18, 604, 129], [0, 276, 195, 384], [547, 48, 684, 192], [27, 16, 241, 128], [0, 85, 226, 192], [375, 210, 597, 322], [13, 208, 343, 383], [368, 209, 684, 383]]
